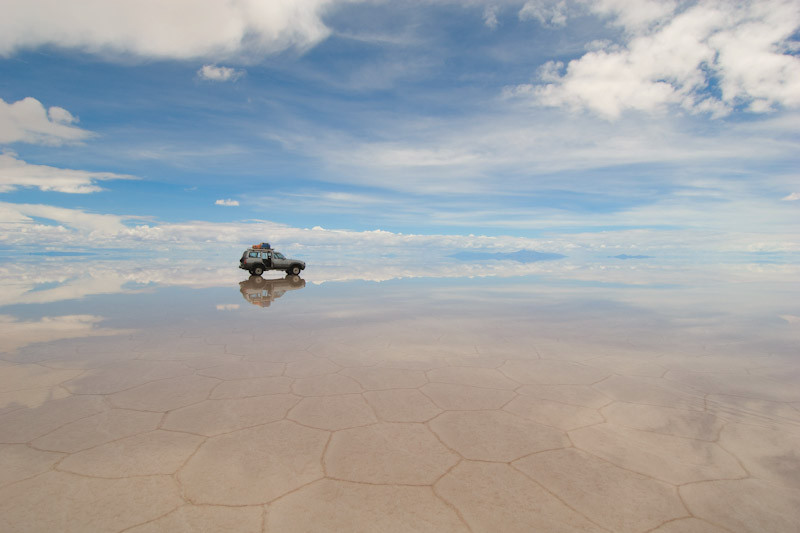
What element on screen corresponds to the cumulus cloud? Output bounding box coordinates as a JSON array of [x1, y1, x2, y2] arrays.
[[781, 192, 800, 201], [0, 152, 135, 193], [215, 198, 240, 206], [198, 64, 245, 82], [0, 0, 337, 61], [0, 97, 92, 145], [510, 0, 800, 118]]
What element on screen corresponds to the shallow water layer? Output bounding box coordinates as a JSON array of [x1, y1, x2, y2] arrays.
[[1, 260, 799, 532]]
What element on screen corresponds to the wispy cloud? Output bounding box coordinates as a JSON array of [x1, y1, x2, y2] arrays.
[[518, 0, 568, 28], [215, 198, 240, 206], [198, 65, 245, 82], [274, 106, 800, 196], [0, 152, 135, 193], [781, 192, 800, 201], [483, 6, 500, 30], [0, 97, 92, 145]]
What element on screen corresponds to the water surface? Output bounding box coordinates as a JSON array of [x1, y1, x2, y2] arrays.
[[1, 257, 799, 532]]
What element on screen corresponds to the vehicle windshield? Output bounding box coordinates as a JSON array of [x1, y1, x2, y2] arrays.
[[274, 252, 285, 259]]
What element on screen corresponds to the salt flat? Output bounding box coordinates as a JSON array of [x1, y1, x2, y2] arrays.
[[1, 264, 798, 532]]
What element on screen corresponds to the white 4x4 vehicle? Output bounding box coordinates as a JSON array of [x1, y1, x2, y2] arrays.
[[239, 246, 306, 276]]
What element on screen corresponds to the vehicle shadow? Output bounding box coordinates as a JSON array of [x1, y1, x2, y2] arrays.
[[239, 275, 306, 308]]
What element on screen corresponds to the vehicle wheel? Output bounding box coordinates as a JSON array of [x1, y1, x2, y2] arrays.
[[253, 266, 264, 276], [289, 265, 301, 276]]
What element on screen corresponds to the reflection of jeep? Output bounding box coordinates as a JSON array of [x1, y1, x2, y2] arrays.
[[239, 246, 306, 276], [239, 275, 306, 307]]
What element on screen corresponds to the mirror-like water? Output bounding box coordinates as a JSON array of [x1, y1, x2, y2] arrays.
[[1, 257, 798, 532]]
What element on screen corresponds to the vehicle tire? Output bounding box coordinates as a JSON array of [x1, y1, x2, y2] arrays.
[[253, 266, 264, 276], [289, 265, 301, 275]]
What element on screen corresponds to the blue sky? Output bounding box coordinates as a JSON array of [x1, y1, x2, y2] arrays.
[[1, 0, 798, 260]]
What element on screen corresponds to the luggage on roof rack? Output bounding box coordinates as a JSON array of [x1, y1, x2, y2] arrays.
[[251, 242, 271, 249]]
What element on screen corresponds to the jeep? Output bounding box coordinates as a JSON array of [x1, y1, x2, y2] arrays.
[[239, 274, 306, 307], [239, 246, 306, 276]]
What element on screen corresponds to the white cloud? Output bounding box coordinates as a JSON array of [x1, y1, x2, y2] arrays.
[[3, 247, 799, 303], [519, 0, 569, 28], [0, 269, 141, 308], [587, 0, 678, 32], [781, 192, 800, 201], [483, 6, 500, 29], [511, 0, 800, 118], [0, 314, 130, 352], [198, 64, 245, 82], [2, 185, 799, 262], [0, 0, 337, 61], [216, 304, 240, 311], [278, 106, 800, 197], [0, 200, 568, 252], [215, 198, 240, 206], [0, 97, 92, 145], [0, 152, 135, 193], [1, 201, 131, 236]]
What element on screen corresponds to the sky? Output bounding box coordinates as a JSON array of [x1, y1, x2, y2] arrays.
[[0, 0, 798, 262]]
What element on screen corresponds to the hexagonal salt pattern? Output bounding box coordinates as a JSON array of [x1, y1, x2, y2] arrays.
[[430, 410, 568, 462], [268, 479, 468, 532], [179, 420, 329, 505], [2, 303, 800, 533], [324, 422, 458, 484], [435, 460, 604, 532]]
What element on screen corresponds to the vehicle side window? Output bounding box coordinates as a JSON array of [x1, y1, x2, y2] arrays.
[[249, 252, 259, 258]]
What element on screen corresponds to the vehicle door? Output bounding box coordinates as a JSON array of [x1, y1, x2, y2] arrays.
[[271, 252, 289, 269], [262, 251, 273, 268]]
